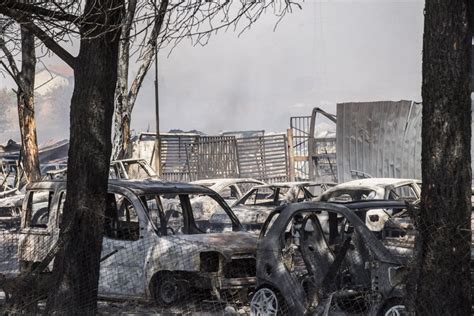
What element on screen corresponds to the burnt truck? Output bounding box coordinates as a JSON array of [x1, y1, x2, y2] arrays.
[[250, 200, 413, 316], [17, 180, 257, 306]]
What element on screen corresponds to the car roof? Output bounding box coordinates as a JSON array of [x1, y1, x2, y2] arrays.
[[322, 178, 420, 194], [191, 178, 264, 185], [111, 158, 148, 163], [27, 179, 217, 195], [335, 178, 419, 188], [252, 181, 336, 189], [330, 199, 409, 210]]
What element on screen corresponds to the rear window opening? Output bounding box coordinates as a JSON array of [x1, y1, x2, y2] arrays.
[[26, 190, 54, 229]]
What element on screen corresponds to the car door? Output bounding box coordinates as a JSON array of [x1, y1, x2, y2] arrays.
[[18, 188, 59, 271], [98, 189, 148, 299]]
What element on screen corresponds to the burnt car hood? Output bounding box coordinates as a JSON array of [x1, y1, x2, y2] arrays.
[[169, 232, 257, 257]]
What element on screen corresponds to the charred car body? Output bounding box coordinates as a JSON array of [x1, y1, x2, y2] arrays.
[[18, 180, 257, 305], [317, 178, 421, 203], [40, 158, 157, 181], [109, 158, 157, 180], [191, 178, 265, 205], [212, 182, 335, 232], [250, 200, 412, 315]]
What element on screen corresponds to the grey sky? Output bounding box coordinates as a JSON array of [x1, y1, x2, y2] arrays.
[[0, 0, 425, 143], [132, 0, 424, 135]]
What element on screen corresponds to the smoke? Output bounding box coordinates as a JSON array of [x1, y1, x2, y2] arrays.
[[0, 0, 424, 143], [131, 0, 424, 135]]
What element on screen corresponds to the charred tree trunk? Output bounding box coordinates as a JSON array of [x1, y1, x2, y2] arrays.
[[112, 40, 131, 160], [45, 0, 122, 314], [415, 0, 472, 314], [112, 0, 136, 160], [111, 0, 168, 160], [112, 47, 131, 160], [17, 27, 40, 183]]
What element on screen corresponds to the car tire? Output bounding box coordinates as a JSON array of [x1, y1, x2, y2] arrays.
[[152, 273, 190, 308], [379, 299, 407, 316], [250, 287, 287, 316]]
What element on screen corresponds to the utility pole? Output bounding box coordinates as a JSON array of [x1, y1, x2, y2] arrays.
[[154, 48, 161, 176]]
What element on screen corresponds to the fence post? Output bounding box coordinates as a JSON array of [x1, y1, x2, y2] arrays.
[[287, 128, 296, 181]]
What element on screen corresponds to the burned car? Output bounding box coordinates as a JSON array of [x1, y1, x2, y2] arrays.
[[109, 158, 158, 180], [191, 178, 265, 205], [18, 179, 257, 306], [250, 200, 412, 315], [212, 182, 335, 231], [39, 159, 157, 181], [317, 178, 421, 203]]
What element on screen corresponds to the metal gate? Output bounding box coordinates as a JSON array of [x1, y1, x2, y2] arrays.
[[290, 116, 311, 180], [290, 108, 337, 182]]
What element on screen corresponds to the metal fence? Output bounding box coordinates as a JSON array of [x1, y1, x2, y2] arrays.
[[187, 136, 239, 180], [236, 134, 288, 183], [132, 133, 199, 182], [132, 132, 289, 183]]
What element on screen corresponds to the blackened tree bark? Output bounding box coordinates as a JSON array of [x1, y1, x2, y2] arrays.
[[416, 0, 472, 314], [17, 27, 40, 183], [43, 0, 123, 314]]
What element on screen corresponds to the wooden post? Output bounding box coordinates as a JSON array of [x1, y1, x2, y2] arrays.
[[287, 128, 296, 181]]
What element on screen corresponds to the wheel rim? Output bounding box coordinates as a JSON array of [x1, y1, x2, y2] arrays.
[[251, 288, 279, 316], [385, 304, 406, 316], [160, 279, 178, 304]]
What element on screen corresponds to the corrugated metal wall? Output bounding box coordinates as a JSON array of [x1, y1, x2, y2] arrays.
[[132, 133, 289, 182], [336, 100, 422, 183]]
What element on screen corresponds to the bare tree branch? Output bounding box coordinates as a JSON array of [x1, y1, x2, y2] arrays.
[[0, 36, 20, 82], [128, 0, 169, 108], [1, 0, 80, 23], [0, 6, 76, 68], [0, 60, 19, 86]]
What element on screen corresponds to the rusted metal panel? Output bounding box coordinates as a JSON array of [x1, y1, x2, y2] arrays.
[[236, 134, 288, 183], [132, 133, 200, 182], [133, 133, 289, 182], [187, 136, 239, 180], [336, 101, 422, 183]]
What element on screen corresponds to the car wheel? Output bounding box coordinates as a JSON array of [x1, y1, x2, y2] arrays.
[[153, 273, 188, 307], [380, 299, 407, 316], [250, 287, 283, 316]]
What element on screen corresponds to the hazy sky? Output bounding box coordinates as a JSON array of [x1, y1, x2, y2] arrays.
[[132, 0, 424, 135], [0, 0, 425, 143]]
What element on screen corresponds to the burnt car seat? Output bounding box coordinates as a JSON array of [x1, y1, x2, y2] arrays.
[[344, 228, 372, 286], [300, 214, 336, 292], [104, 194, 119, 239]]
